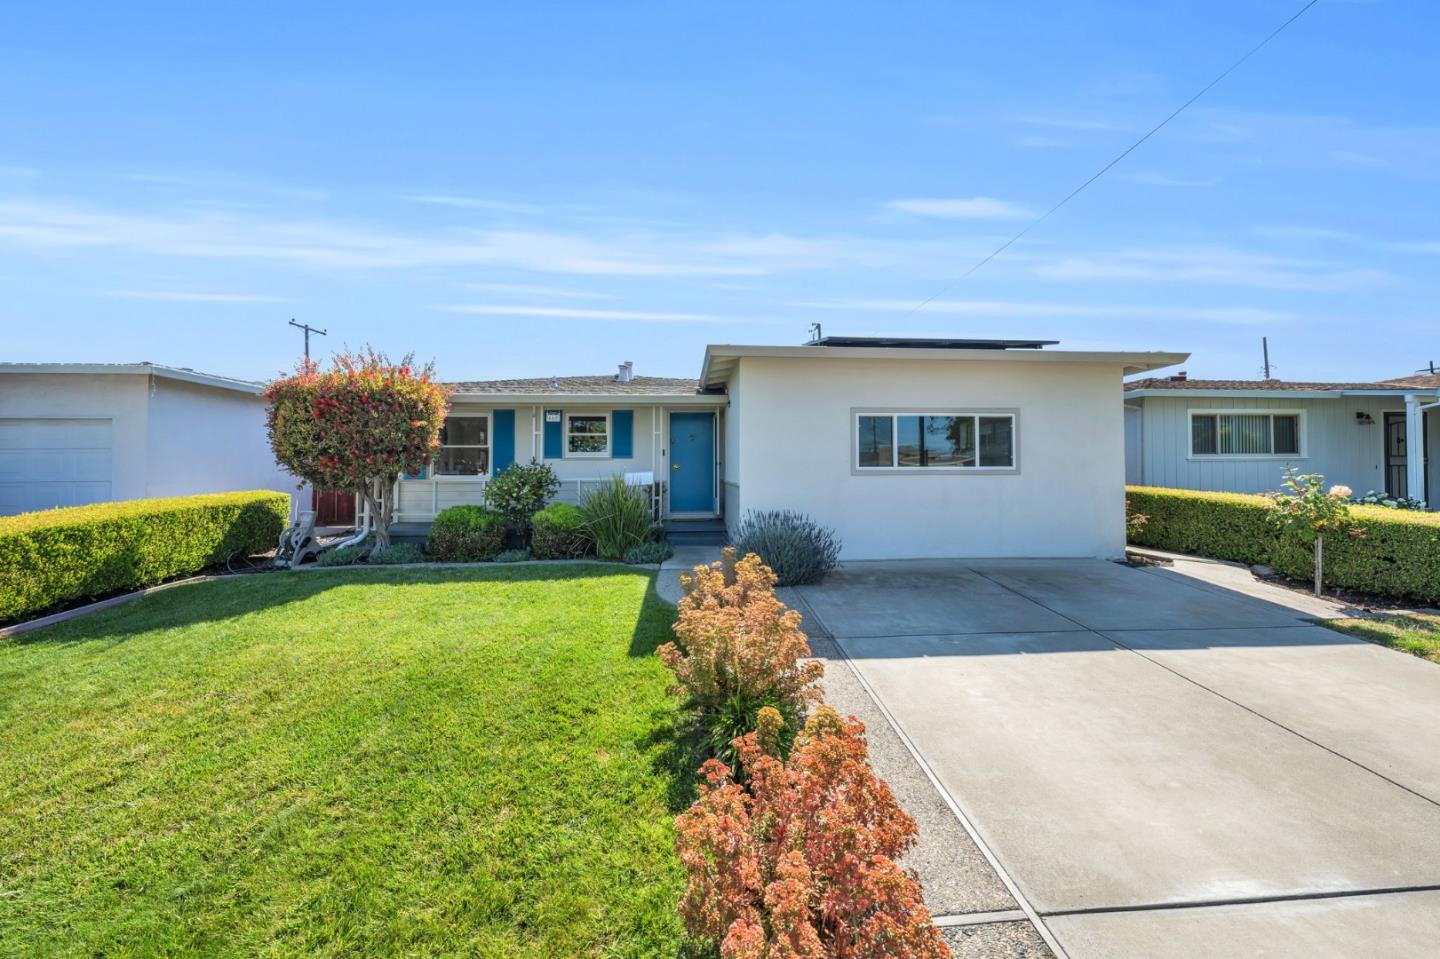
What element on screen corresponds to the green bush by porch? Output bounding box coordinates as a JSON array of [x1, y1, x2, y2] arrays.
[[427, 504, 506, 562], [1127, 485, 1440, 602], [530, 502, 591, 559], [0, 491, 288, 623]]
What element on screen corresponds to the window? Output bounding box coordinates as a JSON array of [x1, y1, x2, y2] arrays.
[[856, 412, 1016, 470], [1189, 411, 1301, 457], [566, 413, 609, 456], [435, 415, 489, 475]]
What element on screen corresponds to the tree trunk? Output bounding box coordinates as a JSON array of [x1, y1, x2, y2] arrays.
[[1313, 533, 1324, 597]]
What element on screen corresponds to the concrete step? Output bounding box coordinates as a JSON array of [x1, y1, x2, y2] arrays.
[[667, 519, 727, 546]]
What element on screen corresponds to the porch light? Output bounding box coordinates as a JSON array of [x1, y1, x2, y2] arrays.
[[1355, 412, 1374, 426]]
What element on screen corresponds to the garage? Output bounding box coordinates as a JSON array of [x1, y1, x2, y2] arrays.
[[0, 418, 113, 515]]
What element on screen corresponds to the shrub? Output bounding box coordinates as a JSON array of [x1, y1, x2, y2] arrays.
[[581, 476, 653, 561], [658, 549, 823, 751], [1127, 485, 1440, 603], [1352, 490, 1427, 511], [732, 510, 841, 586], [315, 544, 368, 567], [531, 502, 591, 559], [494, 548, 532, 563], [0, 491, 288, 623], [674, 707, 951, 959], [370, 543, 426, 565], [623, 541, 673, 565], [484, 460, 560, 540], [428, 505, 506, 562]]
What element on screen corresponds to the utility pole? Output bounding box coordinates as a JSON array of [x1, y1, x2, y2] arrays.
[[807, 322, 823, 344], [1262, 336, 1272, 379], [288, 319, 327, 362]]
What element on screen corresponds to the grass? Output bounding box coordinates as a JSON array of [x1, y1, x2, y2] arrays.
[[0, 565, 697, 958], [1322, 612, 1440, 664]]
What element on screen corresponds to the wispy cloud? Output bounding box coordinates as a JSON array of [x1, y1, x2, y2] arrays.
[[460, 282, 614, 300], [793, 298, 1290, 325], [433, 304, 733, 323], [1030, 246, 1391, 292], [1254, 225, 1358, 242], [0, 197, 919, 276], [98, 289, 297, 303], [1120, 171, 1219, 188], [1015, 114, 1127, 133], [886, 196, 1033, 220], [403, 194, 544, 214]]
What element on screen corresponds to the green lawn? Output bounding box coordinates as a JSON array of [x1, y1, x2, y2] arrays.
[[0, 565, 695, 958], [1323, 612, 1440, 665]]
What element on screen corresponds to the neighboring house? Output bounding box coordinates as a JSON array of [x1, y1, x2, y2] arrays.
[[0, 363, 294, 516], [403, 340, 1185, 559], [1124, 372, 1440, 507]]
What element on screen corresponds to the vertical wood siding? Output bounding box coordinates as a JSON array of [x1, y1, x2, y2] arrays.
[[1139, 396, 1405, 495]]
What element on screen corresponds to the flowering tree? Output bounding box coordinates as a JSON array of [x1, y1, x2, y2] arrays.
[[1265, 468, 1359, 597], [265, 348, 450, 557], [674, 706, 952, 959]]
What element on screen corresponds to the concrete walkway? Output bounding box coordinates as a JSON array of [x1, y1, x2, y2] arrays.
[[789, 558, 1440, 958]]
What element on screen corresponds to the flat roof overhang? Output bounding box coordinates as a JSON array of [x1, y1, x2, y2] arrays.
[[1124, 388, 1440, 400], [700, 344, 1189, 389]]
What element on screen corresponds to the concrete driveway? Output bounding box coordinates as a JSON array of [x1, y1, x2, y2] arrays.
[[789, 558, 1440, 959]]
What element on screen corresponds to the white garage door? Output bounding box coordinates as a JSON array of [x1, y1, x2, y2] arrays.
[[0, 418, 113, 515]]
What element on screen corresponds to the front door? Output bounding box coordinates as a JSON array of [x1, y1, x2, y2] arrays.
[[669, 412, 715, 513], [1385, 412, 1410, 498]]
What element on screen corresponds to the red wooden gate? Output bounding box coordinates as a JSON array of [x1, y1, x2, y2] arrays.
[[312, 488, 357, 526]]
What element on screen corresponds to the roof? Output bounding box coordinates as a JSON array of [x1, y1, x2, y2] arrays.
[[0, 362, 264, 395], [701, 343, 1187, 389], [1125, 373, 1440, 397], [807, 336, 1058, 350], [448, 374, 704, 397]]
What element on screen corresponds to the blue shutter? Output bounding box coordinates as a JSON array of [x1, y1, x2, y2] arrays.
[[612, 410, 633, 459], [543, 409, 564, 459], [492, 409, 515, 474], [404, 464, 427, 480]]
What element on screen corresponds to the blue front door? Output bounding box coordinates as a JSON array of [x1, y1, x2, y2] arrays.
[[669, 412, 715, 513]]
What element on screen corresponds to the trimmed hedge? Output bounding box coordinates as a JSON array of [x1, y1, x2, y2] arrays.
[[1127, 485, 1440, 603], [427, 505, 506, 562], [530, 502, 591, 560], [0, 491, 289, 624]]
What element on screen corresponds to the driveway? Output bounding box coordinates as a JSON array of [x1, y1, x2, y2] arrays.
[[789, 558, 1440, 959]]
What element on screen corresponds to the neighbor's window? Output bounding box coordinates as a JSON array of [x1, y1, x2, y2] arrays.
[[435, 415, 490, 475], [856, 412, 1015, 470], [1190, 412, 1301, 457], [566, 413, 609, 456]]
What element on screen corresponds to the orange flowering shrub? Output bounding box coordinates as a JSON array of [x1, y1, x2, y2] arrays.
[[675, 707, 952, 959], [658, 548, 824, 717]]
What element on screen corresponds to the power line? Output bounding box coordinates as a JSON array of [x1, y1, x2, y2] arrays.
[[909, 0, 1322, 315]]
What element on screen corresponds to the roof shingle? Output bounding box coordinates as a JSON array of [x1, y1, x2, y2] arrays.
[[1125, 374, 1440, 393], [448, 374, 701, 396]]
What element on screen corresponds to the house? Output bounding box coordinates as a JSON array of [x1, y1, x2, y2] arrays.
[[1123, 371, 1440, 507], [404, 339, 1186, 559], [0, 363, 294, 516]]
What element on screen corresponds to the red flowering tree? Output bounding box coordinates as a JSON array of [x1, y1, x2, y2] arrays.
[[265, 347, 450, 556], [675, 706, 952, 959]]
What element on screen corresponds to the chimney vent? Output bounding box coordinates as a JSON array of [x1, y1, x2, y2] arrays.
[[617, 361, 634, 383], [1170, 371, 1188, 382]]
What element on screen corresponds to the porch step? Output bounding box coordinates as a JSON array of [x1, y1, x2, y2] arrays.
[[666, 518, 728, 547], [388, 522, 432, 546]]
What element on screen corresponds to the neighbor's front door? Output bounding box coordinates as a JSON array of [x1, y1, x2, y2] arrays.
[[669, 412, 715, 513]]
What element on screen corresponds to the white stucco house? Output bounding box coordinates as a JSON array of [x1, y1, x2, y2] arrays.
[[1124, 371, 1440, 507], [402, 338, 1185, 559], [0, 363, 294, 516]]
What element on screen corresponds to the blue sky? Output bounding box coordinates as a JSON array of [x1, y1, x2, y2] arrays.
[[1, 0, 1436, 384]]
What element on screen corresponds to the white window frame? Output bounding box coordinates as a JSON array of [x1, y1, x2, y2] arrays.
[[1187, 409, 1306, 460], [851, 409, 1019, 474], [430, 411, 492, 480], [565, 411, 611, 459]]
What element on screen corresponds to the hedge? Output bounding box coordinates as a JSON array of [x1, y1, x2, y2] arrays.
[[427, 505, 506, 562], [1, 491, 290, 624], [530, 502, 591, 560], [1127, 485, 1440, 604]]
